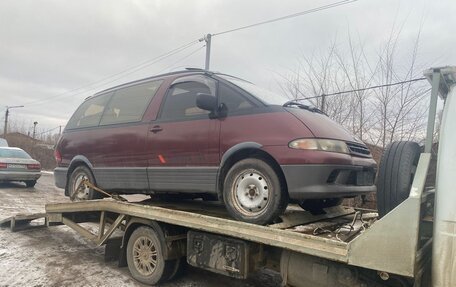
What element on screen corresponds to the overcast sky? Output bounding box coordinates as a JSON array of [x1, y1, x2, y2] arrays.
[[0, 0, 454, 134]]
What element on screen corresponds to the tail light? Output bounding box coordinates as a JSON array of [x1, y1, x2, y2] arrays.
[[27, 163, 41, 170], [54, 149, 62, 165], [0, 163, 6, 169]]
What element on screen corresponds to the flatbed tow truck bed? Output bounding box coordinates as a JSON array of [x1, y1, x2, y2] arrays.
[[0, 199, 370, 262]]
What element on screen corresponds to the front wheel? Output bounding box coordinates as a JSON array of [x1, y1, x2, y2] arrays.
[[223, 158, 288, 225]]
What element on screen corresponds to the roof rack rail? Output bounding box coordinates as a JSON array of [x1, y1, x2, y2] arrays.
[[185, 67, 206, 71]]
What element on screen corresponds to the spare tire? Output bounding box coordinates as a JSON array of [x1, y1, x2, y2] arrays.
[[376, 141, 421, 217]]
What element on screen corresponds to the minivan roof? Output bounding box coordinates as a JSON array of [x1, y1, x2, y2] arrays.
[[93, 69, 209, 98], [91, 68, 247, 101]]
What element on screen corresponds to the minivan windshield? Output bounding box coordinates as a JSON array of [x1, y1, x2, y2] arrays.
[[218, 75, 290, 105]]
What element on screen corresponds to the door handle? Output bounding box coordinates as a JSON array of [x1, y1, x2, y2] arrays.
[[150, 125, 163, 133]]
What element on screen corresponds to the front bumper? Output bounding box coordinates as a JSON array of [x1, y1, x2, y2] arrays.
[[0, 171, 41, 181], [281, 164, 376, 200]]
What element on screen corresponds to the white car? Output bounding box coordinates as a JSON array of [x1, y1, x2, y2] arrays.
[[0, 147, 41, 187]]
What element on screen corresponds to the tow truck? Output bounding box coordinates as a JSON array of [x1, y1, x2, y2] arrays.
[[1, 66, 455, 287]]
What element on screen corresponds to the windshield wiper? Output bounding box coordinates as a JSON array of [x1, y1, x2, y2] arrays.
[[282, 101, 326, 115]]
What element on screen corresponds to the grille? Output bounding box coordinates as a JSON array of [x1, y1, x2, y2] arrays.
[[346, 142, 371, 157]]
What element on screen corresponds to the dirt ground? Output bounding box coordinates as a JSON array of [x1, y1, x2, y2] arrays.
[[0, 173, 281, 287]]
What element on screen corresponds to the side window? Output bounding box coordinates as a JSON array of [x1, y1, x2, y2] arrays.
[[219, 83, 255, 113], [160, 80, 215, 121], [100, 80, 162, 125], [66, 93, 111, 129]]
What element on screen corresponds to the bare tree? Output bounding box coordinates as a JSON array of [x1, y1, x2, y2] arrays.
[[278, 27, 429, 147]]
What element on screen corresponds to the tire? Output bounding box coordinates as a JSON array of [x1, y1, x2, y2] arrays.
[[223, 158, 288, 225], [376, 141, 421, 218], [126, 226, 176, 285], [68, 165, 101, 201], [167, 257, 185, 281], [25, 180, 37, 188], [298, 198, 343, 214]]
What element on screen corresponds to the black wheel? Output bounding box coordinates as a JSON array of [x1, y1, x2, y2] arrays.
[[376, 141, 420, 217], [25, 180, 37, 188], [298, 198, 343, 214], [68, 165, 101, 201], [223, 158, 288, 225], [126, 226, 176, 285]]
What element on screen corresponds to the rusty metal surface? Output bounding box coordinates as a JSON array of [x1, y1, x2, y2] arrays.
[[269, 205, 355, 229]]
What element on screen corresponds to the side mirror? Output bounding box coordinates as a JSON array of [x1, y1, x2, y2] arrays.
[[196, 93, 217, 111]]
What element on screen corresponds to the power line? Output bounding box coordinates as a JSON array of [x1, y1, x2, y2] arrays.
[[158, 45, 206, 74], [212, 0, 358, 37], [36, 125, 63, 136], [22, 39, 200, 107], [295, 77, 427, 101]]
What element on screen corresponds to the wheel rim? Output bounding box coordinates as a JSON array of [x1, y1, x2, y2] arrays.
[[132, 236, 158, 276], [71, 173, 90, 201], [231, 169, 271, 216]]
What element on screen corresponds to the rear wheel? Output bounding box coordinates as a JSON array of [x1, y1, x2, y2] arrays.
[[223, 158, 288, 225], [68, 165, 101, 201], [126, 226, 176, 285], [25, 180, 37, 188], [376, 141, 421, 217]]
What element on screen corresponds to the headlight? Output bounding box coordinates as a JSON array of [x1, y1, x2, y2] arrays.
[[288, 139, 349, 154]]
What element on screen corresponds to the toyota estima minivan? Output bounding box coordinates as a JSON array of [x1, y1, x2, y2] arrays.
[[54, 69, 376, 225]]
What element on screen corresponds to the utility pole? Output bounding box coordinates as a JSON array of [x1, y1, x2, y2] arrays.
[[321, 94, 326, 113], [203, 34, 212, 70], [32, 121, 38, 139], [59, 125, 62, 136], [3, 105, 24, 136]]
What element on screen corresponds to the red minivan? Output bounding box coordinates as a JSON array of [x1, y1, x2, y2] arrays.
[[54, 69, 376, 224]]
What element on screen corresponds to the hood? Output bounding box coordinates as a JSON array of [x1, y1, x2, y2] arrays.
[[286, 108, 360, 143]]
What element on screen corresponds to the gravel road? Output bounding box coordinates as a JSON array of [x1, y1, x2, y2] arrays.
[[0, 173, 281, 287]]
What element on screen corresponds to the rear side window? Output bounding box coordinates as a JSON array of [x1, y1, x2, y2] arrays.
[[160, 81, 215, 121], [66, 93, 111, 129], [100, 80, 163, 125]]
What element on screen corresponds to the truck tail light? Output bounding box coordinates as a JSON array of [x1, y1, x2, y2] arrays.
[[0, 162, 7, 169], [27, 163, 41, 170], [54, 149, 62, 165]]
